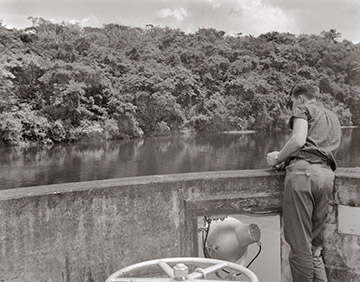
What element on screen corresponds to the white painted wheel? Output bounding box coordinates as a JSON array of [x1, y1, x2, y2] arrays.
[[105, 257, 259, 282]]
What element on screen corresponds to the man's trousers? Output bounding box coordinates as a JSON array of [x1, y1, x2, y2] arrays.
[[283, 160, 334, 282]]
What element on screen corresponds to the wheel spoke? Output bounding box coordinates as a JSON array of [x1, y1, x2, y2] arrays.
[[158, 261, 174, 278], [187, 262, 228, 279]]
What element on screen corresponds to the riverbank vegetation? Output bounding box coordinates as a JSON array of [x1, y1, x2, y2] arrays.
[[1, 18, 360, 146]]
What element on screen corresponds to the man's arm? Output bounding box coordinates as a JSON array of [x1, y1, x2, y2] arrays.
[[267, 118, 308, 166]]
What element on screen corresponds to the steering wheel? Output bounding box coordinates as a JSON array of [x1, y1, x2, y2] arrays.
[[105, 257, 259, 282]]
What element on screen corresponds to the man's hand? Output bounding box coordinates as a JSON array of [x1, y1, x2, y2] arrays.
[[267, 151, 279, 166]]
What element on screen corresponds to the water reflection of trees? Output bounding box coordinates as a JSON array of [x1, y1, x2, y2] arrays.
[[0, 128, 358, 189], [336, 128, 360, 167]]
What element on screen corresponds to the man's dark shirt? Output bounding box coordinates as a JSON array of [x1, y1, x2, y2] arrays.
[[288, 101, 342, 171]]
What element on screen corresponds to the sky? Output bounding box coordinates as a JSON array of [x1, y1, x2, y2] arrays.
[[1, 0, 360, 43]]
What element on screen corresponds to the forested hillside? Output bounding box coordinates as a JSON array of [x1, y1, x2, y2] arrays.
[[1, 18, 360, 146]]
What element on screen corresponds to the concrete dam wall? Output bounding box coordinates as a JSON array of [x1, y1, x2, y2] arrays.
[[0, 168, 359, 282]]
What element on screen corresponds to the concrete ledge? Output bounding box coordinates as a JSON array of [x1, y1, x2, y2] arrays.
[[0, 169, 284, 200]]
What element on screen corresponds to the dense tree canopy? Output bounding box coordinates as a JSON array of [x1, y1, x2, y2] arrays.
[[1, 18, 360, 146]]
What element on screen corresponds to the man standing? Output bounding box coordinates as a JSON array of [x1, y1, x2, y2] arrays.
[[267, 81, 341, 282]]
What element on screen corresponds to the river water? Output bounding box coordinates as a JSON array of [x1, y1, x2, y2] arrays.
[[0, 127, 359, 190], [0, 127, 358, 281]]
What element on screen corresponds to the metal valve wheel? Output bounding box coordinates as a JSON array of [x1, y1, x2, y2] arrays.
[[105, 257, 259, 282]]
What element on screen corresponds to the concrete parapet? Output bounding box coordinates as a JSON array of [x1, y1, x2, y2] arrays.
[[0, 168, 359, 282], [325, 168, 360, 282]]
